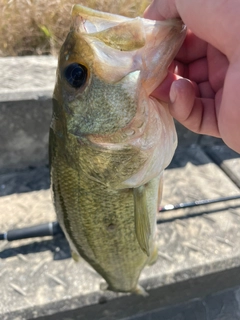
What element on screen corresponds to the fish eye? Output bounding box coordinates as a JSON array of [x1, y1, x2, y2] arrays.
[[64, 63, 87, 89]]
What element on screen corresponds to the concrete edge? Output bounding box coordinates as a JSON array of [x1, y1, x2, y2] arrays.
[[4, 255, 240, 320], [0, 89, 52, 102]]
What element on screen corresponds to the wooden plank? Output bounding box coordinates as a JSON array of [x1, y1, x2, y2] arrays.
[[204, 144, 240, 188], [1, 145, 240, 319]]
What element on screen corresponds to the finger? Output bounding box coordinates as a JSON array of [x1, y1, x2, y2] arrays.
[[188, 57, 208, 83], [176, 30, 207, 63], [145, 0, 240, 60], [151, 72, 179, 102], [198, 82, 215, 99], [144, 0, 179, 20], [144, 5, 208, 64], [175, 0, 240, 59], [151, 72, 200, 102], [217, 61, 240, 153], [169, 78, 220, 137], [207, 44, 229, 92], [169, 60, 185, 77]]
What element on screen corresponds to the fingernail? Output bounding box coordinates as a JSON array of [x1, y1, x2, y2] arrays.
[[169, 83, 176, 104]]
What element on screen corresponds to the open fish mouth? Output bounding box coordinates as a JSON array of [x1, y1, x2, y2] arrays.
[[67, 4, 186, 90]]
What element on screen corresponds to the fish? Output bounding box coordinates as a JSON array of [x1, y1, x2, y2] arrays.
[[50, 4, 186, 295]]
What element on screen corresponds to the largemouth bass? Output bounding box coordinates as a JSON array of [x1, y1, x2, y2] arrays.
[[50, 4, 186, 295]]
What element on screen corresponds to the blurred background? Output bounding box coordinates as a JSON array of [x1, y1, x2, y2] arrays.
[[0, 0, 150, 56]]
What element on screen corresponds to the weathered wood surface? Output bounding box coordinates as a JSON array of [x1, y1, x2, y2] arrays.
[[0, 142, 239, 320]]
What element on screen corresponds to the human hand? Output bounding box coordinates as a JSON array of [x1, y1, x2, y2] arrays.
[[144, 0, 240, 153]]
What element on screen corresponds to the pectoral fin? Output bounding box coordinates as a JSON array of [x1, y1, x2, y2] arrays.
[[133, 185, 151, 256]]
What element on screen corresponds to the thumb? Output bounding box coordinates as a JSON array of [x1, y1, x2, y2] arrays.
[[169, 78, 220, 137], [169, 78, 195, 122], [144, 0, 179, 20]]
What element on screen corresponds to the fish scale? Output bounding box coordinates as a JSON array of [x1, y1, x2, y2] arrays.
[[51, 150, 148, 291], [50, 4, 186, 295]]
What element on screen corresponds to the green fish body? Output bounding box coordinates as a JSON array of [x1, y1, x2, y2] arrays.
[[50, 5, 186, 294]]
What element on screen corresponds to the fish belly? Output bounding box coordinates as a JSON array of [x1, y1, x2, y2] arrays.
[[50, 135, 159, 292]]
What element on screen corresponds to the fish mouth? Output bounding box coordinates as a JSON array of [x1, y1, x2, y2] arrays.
[[71, 4, 129, 34], [71, 4, 186, 37], [68, 5, 186, 90]]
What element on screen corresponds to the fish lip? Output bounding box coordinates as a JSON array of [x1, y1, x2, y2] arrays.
[[71, 4, 186, 36], [71, 4, 129, 23], [71, 4, 130, 34]]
